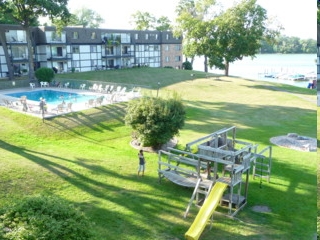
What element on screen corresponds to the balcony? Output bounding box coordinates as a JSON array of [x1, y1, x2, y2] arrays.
[[11, 55, 28, 63], [48, 38, 66, 44], [47, 55, 71, 61]]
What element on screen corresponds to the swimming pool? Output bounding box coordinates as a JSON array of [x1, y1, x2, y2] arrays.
[[5, 89, 101, 106]]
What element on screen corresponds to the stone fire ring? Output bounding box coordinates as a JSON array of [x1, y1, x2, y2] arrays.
[[270, 133, 316, 152]]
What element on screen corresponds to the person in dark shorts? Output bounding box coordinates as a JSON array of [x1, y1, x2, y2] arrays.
[[138, 150, 145, 176]]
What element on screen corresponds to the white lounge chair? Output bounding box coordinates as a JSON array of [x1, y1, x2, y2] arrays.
[[86, 99, 95, 107], [95, 96, 104, 106], [108, 85, 114, 93], [67, 102, 73, 112], [115, 86, 122, 93], [55, 103, 65, 113], [119, 87, 127, 95], [2, 99, 14, 108], [89, 83, 98, 91], [79, 84, 86, 90], [103, 85, 110, 93], [127, 87, 141, 99], [97, 84, 103, 92], [30, 83, 36, 89]]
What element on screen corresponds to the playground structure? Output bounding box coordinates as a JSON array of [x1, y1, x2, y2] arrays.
[[157, 126, 272, 240]]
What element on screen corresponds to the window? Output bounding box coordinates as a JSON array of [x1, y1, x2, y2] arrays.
[[52, 47, 63, 57], [72, 61, 79, 68], [72, 32, 79, 39], [51, 32, 61, 41], [135, 33, 139, 40], [106, 46, 114, 55], [175, 45, 181, 51], [91, 45, 97, 52], [72, 46, 79, 53], [91, 32, 96, 39], [121, 33, 131, 43], [11, 46, 26, 58], [165, 56, 169, 62], [165, 45, 169, 51], [175, 56, 181, 62], [150, 33, 158, 40], [122, 46, 129, 54], [145, 34, 149, 40], [166, 34, 169, 40]]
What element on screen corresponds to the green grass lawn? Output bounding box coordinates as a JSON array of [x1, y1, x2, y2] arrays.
[[0, 68, 317, 240]]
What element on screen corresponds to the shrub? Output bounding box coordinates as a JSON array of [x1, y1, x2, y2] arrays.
[[125, 94, 185, 149], [182, 61, 193, 70], [35, 67, 55, 83], [0, 195, 94, 240]]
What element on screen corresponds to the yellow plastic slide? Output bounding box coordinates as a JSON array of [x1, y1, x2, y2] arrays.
[[185, 182, 228, 240]]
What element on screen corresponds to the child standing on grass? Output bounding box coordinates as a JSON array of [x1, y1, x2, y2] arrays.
[[138, 150, 145, 176]]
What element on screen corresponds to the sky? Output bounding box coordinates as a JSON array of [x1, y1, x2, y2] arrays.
[[65, 0, 316, 40]]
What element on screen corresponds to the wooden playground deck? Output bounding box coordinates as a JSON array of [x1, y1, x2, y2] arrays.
[[158, 169, 213, 188]]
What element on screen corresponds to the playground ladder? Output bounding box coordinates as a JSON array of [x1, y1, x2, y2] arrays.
[[184, 179, 214, 218], [252, 146, 272, 183]]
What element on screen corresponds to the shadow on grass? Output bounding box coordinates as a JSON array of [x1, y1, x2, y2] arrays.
[[0, 137, 316, 239], [239, 81, 316, 97], [0, 139, 193, 239], [42, 103, 127, 144], [183, 100, 315, 146]]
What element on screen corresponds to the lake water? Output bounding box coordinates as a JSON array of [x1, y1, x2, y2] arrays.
[[192, 54, 317, 88]]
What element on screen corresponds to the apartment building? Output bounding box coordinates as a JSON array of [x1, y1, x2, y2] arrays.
[[0, 24, 182, 78]]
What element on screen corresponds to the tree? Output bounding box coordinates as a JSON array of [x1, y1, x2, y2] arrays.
[[0, 0, 71, 80], [299, 38, 317, 53], [69, 7, 104, 28], [205, 0, 279, 76], [318, 0, 320, 25], [173, 0, 218, 71], [125, 95, 185, 149], [130, 11, 172, 31], [130, 11, 156, 30], [155, 16, 172, 31]]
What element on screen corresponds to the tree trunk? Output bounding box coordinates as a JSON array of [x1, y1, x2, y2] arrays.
[[204, 55, 208, 73], [0, 31, 14, 80], [24, 27, 35, 81], [224, 61, 229, 76], [190, 56, 195, 66]]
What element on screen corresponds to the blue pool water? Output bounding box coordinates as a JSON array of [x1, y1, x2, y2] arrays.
[[5, 90, 100, 105]]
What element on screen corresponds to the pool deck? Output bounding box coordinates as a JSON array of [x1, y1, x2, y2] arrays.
[[0, 86, 141, 119]]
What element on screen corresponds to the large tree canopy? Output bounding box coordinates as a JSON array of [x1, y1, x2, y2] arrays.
[[130, 11, 172, 31], [174, 0, 280, 76], [0, 0, 71, 80], [130, 11, 156, 30], [173, 0, 217, 71], [69, 7, 104, 28], [206, 0, 270, 75]]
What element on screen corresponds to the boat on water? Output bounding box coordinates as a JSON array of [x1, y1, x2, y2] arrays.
[[264, 71, 316, 81]]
